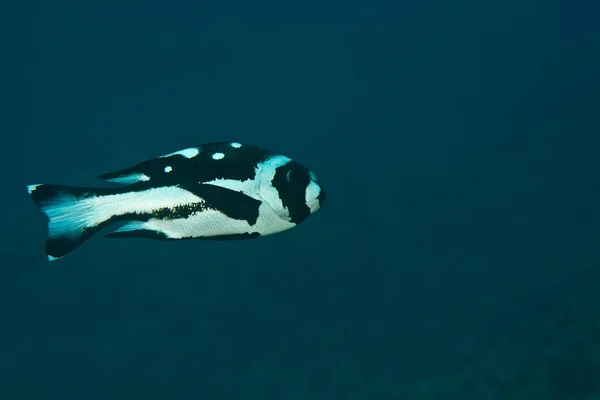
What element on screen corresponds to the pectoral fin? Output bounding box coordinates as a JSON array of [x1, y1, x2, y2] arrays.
[[178, 182, 262, 226]]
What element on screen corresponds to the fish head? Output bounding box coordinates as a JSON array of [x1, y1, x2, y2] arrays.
[[256, 156, 325, 224]]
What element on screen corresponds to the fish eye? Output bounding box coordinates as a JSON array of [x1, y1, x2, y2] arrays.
[[285, 168, 308, 184]]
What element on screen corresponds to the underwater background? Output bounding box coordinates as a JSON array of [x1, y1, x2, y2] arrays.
[[3, 0, 600, 398]]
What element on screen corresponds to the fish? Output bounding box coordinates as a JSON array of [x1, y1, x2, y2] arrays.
[[27, 141, 326, 261]]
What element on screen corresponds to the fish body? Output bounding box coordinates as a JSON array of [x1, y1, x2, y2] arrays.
[[27, 142, 325, 261]]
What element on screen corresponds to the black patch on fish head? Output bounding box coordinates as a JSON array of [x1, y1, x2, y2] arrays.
[[271, 161, 315, 224]]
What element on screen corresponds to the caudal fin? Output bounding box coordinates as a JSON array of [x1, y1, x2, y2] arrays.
[[27, 184, 114, 261]]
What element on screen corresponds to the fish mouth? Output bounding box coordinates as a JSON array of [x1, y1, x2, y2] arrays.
[[317, 186, 326, 206], [305, 181, 324, 214]]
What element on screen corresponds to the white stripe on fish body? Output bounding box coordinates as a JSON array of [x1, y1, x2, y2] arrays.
[[202, 177, 259, 198], [43, 186, 204, 238], [122, 200, 295, 239]]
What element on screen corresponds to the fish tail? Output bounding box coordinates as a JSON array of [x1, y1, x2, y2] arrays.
[[27, 184, 115, 261]]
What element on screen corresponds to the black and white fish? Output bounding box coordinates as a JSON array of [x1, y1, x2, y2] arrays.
[[27, 142, 326, 261]]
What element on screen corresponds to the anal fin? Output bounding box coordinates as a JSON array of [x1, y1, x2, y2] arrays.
[[105, 222, 170, 240]]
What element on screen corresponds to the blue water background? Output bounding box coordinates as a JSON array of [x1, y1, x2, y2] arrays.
[[2, 1, 600, 398]]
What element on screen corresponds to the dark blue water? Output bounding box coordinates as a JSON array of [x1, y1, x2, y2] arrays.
[[3, 0, 600, 398]]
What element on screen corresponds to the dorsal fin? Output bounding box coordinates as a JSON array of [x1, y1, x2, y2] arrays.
[[97, 147, 202, 185], [97, 142, 274, 186]]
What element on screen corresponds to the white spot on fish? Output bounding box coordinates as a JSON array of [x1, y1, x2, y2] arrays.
[[160, 148, 199, 159], [47, 254, 61, 262], [164, 166, 173, 173], [230, 142, 242, 148], [212, 152, 225, 160], [27, 184, 41, 194]]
